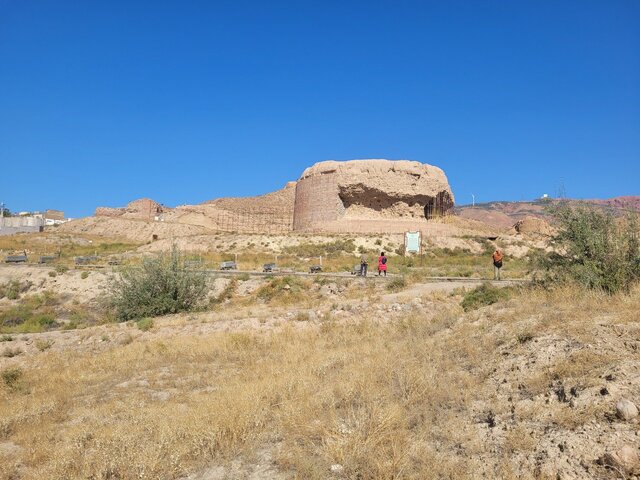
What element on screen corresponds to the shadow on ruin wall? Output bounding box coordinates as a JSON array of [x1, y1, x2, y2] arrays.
[[338, 184, 454, 220]]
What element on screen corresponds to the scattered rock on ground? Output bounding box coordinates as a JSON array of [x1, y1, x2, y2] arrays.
[[616, 398, 638, 421], [320, 283, 339, 296], [599, 444, 640, 475]]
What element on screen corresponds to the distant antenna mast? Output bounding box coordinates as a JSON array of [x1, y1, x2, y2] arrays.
[[471, 194, 475, 207], [557, 180, 567, 199]]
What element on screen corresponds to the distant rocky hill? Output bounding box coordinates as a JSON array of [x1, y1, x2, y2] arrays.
[[456, 196, 640, 230], [587, 196, 640, 211]]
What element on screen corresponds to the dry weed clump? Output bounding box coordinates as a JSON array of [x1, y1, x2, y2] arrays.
[[0, 279, 26, 300], [1, 367, 23, 390], [0, 284, 637, 479]]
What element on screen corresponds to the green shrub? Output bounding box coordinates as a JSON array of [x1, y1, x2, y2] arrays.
[[455, 269, 473, 278], [109, 245, 208, 321], [540, 205, 640, 293], [136, 318, 154, 331], [40, 290, 59, 307], [63, 302, 95, 328], [1, 280, 22, 300], [48, 271, 57, 278], [55, 265, 69, 275], [80, 271, 89, 279], [0, 304, 57, 334], [63, 321, 78, 331], [461, 283, 513, 312], [387, 276, 407, 292]]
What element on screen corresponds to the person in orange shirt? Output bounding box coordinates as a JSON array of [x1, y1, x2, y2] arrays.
[[492, 249, 504, 280]]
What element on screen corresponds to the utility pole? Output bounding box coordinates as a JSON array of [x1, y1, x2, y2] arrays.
[[471, 194, 475, 207], [0, 202, 4, 229], [557, 180, 567, 200]]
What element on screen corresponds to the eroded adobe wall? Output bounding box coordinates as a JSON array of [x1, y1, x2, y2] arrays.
[[293, 172, 343, 231]]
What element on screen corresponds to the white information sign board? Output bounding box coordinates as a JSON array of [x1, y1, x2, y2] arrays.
[[405, 231, 421, 254]]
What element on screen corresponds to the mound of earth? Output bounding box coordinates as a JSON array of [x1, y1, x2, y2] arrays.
[[201, 182, 296, 217], [58, 216, 211, 243], [513, 216, 555, 236], [95, 198, 167, 219]]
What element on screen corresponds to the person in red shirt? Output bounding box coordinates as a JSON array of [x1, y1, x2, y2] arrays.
[[378, 251, 388, 276], [492, 249, 504, 280]]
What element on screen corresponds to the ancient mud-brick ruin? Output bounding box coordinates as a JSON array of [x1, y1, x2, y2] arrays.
[[88, 159, 455, 237], [292, 159, 454, 233], [95, 198, 166, 219]]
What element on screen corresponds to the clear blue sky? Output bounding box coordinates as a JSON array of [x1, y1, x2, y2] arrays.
[[1, 1, 638, 217]]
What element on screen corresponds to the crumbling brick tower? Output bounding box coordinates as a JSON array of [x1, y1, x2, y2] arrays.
[[293, 159, 454, 233]]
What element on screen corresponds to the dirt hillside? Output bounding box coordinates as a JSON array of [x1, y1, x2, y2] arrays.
[[1, 266, 638, 479]]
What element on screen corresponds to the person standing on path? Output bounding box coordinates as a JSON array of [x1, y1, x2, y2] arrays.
[[492, 249, 504, 280], [378, 251, 388, 276], [360, 254, 368, 277]]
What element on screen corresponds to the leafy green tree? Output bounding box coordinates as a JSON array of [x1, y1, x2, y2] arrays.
[[540, 204, 640, 293]]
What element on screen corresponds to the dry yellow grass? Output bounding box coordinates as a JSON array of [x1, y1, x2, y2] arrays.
[[1, 284, 638, 479], [0, 232, 138, 261]]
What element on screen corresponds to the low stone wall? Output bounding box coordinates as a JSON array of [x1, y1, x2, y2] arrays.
[[0, 217, 45, 236], [0, 226, 43, 236], [298, 217, 458, 235], [2, 217, 43, 228]]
